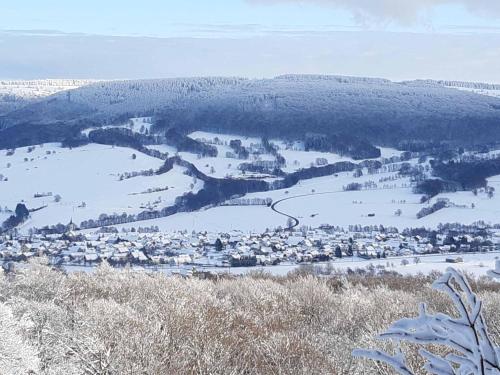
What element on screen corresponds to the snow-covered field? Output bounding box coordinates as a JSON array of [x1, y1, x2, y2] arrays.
[[213, 252, 500, 277], [82, 117, 153, 136], [115, 160, 500, 233], [111, 205, 280, 233], [0, 143, 202, 231], [0, 79, 94, 100], [3, 126, 500, 235], [0, 79, 95, 115], [447, 86, 500, 98], [187, 131, 399, 177], [187, 131, 277, 178], [332, 252, 500, 277]]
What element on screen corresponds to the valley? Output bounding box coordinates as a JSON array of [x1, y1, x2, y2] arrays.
[[1, 78, 500, 276]]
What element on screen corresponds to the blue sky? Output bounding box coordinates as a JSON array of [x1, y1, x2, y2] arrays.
[[2, 0, 500, 37]]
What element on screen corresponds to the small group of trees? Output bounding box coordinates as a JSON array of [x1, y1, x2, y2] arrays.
[[1, 203, 29, 232], [221, 197, 273, 207], [166, 128, 217, 157], [432, 156, 500, 190], [118, 169, 155, 181], [344, 183, 363, 191], [416, 200, 447, 219], [229, 139, 249, 159]]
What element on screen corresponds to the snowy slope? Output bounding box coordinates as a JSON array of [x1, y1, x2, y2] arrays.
[[108, 156, 500, 233], [0, 79, 94, 115], [0, 79, 94, 100], [4, 127, 500, 234], [0, 143, 202, 232]]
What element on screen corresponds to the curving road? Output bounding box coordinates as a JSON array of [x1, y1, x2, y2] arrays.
[[269, 187, 409, 230], [270, 190, 345, 229], [270, 197, 300, 229]]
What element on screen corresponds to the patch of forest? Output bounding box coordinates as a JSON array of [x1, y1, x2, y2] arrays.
[[431, 157, 500, 189]]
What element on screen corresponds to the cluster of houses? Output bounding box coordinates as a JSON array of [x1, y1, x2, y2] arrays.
[[1, 225, 499, 272]]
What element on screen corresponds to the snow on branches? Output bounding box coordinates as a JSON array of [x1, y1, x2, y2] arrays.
[[353, 266, 500, 375]]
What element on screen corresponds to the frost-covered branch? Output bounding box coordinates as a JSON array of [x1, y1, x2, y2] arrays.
[[354, 266, 500, 375]]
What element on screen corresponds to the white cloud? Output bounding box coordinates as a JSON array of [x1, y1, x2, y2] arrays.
[[247, 0, 500, 25]]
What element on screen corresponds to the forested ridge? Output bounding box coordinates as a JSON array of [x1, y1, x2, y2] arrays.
[[1, 75, 500, 153]]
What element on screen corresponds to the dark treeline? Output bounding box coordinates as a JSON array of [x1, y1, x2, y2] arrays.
[[276, 161, 379, 189], [165, 128, 217, 157], [0, 122, 84, 149], [414, 179, 458, 197], [238, 163, 285, 176], [304, 133, 381, 160], [155, 110, 384, 160], [172, 157, 269, 210], [87, 128, 169, 160], [88, 128, 160, 149], [431, 157, 500, 189], [153, 103, 500, 158]]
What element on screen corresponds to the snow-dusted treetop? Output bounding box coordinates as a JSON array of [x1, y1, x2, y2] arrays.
[[4, 74, 500, 126]]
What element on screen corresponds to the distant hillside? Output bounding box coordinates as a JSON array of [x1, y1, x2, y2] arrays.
[[1, 75, 500, 150], [409, 79, 500, 99], [0, 79, 94, 116]]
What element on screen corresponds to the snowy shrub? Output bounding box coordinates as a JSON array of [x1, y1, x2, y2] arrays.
[[0, 302, 39, 374], [0, 260, 498, 374]]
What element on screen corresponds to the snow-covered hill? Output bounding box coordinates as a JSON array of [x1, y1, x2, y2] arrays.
[[0, 142, 202, 232], [53, 75, 500, 118], [3, 75, 500, 132], [0, 79, 94, 116]]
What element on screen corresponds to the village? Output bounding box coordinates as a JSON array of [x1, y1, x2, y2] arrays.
[[1, 222, 499, 275]]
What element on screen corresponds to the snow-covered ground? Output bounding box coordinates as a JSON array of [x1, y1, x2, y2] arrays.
[[0, 79, 94, 100], [187, 131, 277, 178], [256, 172, 500, 230], [81, 117, 153, 136], [114, 161, 500, 233], [111, 205, 280, 233], [187, 131, 400, 176], [276, 146, 353, 173], [0, 79, 95, 115], [3, 127, 500, 235], [447, 86, 500, 99], [59, 252, 500, 278], [331, 252, 500, 277], [0, 143, 201, 231], [211, 252, 500, 277]]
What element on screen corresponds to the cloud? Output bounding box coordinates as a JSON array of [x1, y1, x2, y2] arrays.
[[247, 0, 500, 25]]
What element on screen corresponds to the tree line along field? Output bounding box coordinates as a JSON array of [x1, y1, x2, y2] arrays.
[[0, 259, 499, 374], [5, 126, 500, 234]]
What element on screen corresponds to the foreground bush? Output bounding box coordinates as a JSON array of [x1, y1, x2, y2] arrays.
[[0, 261, 498, 374]]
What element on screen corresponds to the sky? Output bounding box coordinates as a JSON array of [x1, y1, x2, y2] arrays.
[[1, 0, 500, 81], [3, 0, 500, 36]]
